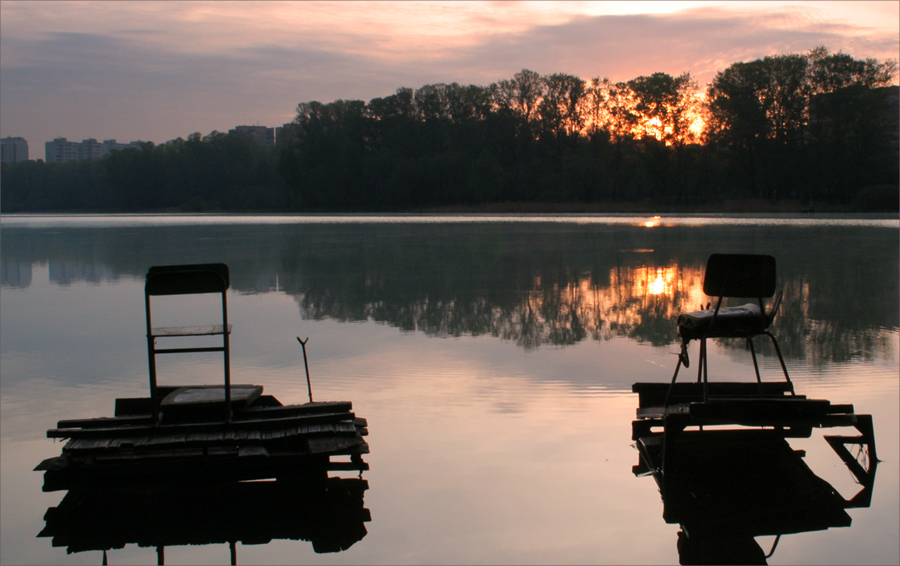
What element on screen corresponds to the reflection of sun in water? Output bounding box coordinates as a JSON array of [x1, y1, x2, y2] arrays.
[[649, 268, 666, 295], [567, 263, 707, 335], [637, 266, 686, 300]]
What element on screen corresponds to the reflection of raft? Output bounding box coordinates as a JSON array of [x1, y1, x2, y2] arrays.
[[39, 476, 371, 557], [631, 382, 878, 564], [35, 263, 369, 492]]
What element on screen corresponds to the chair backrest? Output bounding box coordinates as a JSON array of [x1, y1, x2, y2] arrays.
[[702, 254, 776, 298], [145, 263, 230, 296]]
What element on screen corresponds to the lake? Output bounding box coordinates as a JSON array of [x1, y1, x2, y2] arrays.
[[1, 214, 898, 565]]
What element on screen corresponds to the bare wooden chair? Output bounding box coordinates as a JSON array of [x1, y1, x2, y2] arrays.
[[665, 254, 793, 405], [145, 263, 232, 424]]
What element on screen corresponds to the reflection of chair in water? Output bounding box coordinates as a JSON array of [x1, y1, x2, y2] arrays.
[[633, 424, 878, 565], [666, 254, 792, 405], [39, 476, 371, 564]]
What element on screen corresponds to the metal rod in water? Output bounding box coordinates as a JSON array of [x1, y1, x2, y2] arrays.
[[297, 337, 313, 402]]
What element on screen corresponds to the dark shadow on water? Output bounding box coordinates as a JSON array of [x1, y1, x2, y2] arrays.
[[38, 475, 371, 564], [632, 417, 877, 565]]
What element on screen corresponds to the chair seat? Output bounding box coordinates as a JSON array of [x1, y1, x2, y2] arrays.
[[678, 303, 768, 341]]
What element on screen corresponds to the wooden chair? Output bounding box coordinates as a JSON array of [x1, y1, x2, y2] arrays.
[[665, 254, 793, 405], [144, 263, 232, 424]]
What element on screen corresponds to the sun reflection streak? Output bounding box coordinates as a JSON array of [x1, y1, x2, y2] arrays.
[[545, 263, 708, 344], [649, 269, 666, 296]]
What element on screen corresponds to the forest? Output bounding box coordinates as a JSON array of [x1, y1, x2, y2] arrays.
[[2, 47, 898, 213]]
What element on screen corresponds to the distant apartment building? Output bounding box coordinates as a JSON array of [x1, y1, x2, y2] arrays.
[[45, 138, 80, 163], [229, 125, 275, 146], [101, 139, 144, 156], [44, 137, 143, 163], [1, 136, 30, 163], [79, 138, 103, 161]]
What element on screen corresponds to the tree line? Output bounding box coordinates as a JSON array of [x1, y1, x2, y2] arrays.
[[2, 47, 897, 213]]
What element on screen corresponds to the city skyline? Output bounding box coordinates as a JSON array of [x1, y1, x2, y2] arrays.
[[2, 1, 897, 161]]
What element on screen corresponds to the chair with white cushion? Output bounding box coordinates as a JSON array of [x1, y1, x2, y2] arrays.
[[665, 254, 793, 405]]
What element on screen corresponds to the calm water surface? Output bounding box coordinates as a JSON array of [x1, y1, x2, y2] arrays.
[[1, 214, 898, 565]]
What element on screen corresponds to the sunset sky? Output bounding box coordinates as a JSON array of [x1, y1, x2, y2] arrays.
[[2, 1, 897, 160]]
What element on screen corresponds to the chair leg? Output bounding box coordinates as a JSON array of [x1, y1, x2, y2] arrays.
[[765, 331, 794, 394], [747, 337, 764, 395], [663, 351, 686, 408], [700, 338, 709, 403], [696, 339, 705, 384]]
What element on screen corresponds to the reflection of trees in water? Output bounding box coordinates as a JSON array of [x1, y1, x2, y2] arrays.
[[291, 252, 895, 364], [2, 222, 897, 361], [293, 262, 705, 350], [266, 223, 899, 362]]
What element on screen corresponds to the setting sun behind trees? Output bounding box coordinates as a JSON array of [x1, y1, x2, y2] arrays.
[[491, 69, 706, 146], [577, 72, 706, 146]]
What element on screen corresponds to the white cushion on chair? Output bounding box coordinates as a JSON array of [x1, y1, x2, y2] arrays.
[[678, 303, 768, 340]]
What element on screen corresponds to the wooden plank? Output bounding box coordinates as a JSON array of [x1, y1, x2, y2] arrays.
[[93, 448, 206, 462], [107, 438, 142, 448], [57, 415, 153, 430], [632, 381, 796, 408], [327, 460, 370, 471], [161, 385, 261, 407], [49, 411, 357, 439], [636, 404, 692, 419], [185, 432, 225, 443], [682, 398, 857, 429], [238, 401, 352, 418], [70, 399, 349, 426], [65, 423, 352, 451], [307, 436, 367, 454], [65, 438, 114, 451], [690, 398, 835, 417], [228, 430, 261, 441], [632, 381, 794, 394]]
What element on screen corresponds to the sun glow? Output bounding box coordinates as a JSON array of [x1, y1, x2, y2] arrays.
[[542, 263, 708, 341], [577, 84, 707, 145], [649, 269, 667, 295]]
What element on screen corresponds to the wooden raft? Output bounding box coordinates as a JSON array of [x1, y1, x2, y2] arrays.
[[631, 381, 874, 445], [36, 386, 369, 492]]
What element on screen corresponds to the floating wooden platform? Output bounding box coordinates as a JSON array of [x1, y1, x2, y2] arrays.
[[35, 385, 369, 492], [631, 381, 875, 449]]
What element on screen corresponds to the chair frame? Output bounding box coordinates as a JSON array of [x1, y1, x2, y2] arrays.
[[665, 254, 794, 406], [144, 263, 232, 425]]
